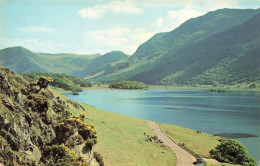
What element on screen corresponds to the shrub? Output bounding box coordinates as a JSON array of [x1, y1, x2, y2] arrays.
[[79, 112, 86, 121], [249, 83, 257, 89], [83, 138, 97, 152], [37, 76, 53, 89], [94, 152, 104, 166], [109, 80, 148, 89], [56, 114, 97, 143], [210, 139, 256, 166], [41, 144, 88, 166], [65, 135, 84, 148]]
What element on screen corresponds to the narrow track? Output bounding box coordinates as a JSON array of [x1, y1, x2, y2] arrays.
[[147, 121, 196, 166]]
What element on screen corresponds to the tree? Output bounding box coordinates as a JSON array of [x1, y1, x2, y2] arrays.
[[210, 139, 256, 166], [249, 83, 257, 89]]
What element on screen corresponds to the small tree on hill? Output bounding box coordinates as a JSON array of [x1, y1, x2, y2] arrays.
[[210, 139, 256, 166]]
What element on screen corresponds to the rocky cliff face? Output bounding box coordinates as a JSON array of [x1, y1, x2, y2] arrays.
[[0, 67, 102, 166]]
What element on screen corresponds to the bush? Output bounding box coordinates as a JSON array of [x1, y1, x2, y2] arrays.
[[56, 115, 97, 144], [249, 83, 257, 89], [83, 138, 97, 152], [109, 80, 148, 89], [210, 139, 256, 166], [37, 76, 53, 89], [41, 144, 88, 166], [94, 152, 104, 166]]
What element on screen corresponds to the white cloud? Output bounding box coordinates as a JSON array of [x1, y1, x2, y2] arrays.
[[166, 7, 205, 29], [132, 0, 250, 9], [78, 0, 142, 19], [19, 26, 55, 32], [82, 27, 154, 54], [156, 18, 164, 27], [0, 1, 7, 5], [155, 7, 205, 32]]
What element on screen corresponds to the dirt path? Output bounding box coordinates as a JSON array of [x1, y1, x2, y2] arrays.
[[147, 121, 196, 166]]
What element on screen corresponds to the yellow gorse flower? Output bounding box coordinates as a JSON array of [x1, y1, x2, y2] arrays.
[[40, 76, 53, 83]]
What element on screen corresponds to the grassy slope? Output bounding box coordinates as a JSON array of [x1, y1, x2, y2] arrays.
[[207, 162, 240, 166], [50, 89, 175, 166], [158, 123, 221, 158], [158, 123, 241, 166]]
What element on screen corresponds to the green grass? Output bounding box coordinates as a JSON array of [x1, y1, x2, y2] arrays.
[[49, 86, 71, 93], [207, 161, 240, 166], [157, 122, 221, 158], [50, 89, 176, 166]]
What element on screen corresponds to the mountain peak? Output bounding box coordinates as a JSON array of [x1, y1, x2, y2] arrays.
[[2, 46, 32, 53], [103, 50, 128, 57]]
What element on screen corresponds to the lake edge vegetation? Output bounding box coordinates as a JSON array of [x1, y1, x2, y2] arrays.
[[109, 80, 148, 89]]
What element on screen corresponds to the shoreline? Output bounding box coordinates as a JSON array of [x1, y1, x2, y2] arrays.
[[51, 84, 260, 93]]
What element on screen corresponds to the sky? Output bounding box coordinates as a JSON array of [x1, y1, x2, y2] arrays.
[[0, 0, 259, 55]]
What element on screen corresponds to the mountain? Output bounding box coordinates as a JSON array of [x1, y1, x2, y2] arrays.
[[0, 47, 128, 77], [71, 51, 128, 77], [0, 47, 47, 73], [0, 66, 101, 165], [88, 8, 260, 85], [0, 46, 98, 73]]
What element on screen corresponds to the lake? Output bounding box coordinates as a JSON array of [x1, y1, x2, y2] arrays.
[[63, 89, 260, 161]]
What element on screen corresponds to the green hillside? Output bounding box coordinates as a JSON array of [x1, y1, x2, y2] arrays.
[[0, 47, 127, 77], [0, 47, 47, 73], [132, 13, 260, 85], [71, 51, 128, 77], [0, 66, 100, 165], [88, 8, 260, 85]]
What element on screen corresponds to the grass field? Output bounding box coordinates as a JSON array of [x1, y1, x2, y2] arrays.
[[207, 162, 240, 166], [158, 122, 221, 158]]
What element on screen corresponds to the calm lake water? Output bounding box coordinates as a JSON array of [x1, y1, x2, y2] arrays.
[[64, 89, 260, 161]]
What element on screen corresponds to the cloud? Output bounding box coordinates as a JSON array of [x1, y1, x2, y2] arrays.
[[19, 26, 55, 32], [166, 7, 205, 28], [0, 1, 7, 5], [132, 0, 252, 9], [78, 0, 142, 19], [155, 7, 205, 32], [156, 18, 164, 27], [82, 27, 154, 54]]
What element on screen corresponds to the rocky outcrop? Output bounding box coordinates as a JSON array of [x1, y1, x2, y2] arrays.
[[0, 66, 101, 166]]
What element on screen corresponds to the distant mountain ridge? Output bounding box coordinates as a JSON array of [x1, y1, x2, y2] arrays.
[[71, 51, 129, 77], [0, 46, 128, 76], [88, 8, 260, 85]]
